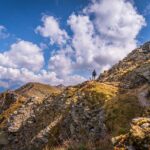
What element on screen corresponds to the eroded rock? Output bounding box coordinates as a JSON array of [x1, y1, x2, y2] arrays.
[[113, 117, 150, 150]]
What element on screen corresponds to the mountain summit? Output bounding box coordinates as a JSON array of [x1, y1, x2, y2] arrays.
[[0, 42, 150, 150]]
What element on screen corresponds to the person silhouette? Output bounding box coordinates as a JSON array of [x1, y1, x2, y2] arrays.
[[92, 69, 97, 80]]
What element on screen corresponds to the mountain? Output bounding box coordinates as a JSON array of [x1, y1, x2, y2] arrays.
[[0, 42, 150, 150], [98, 42, 150, 88]]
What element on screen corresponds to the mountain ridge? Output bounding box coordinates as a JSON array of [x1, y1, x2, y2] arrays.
[[0, 41, 150, 150]]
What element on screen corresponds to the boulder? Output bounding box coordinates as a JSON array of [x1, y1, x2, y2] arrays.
[[113, 117, 150, 150]]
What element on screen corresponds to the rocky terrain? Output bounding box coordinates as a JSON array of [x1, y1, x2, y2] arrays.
[[0, 42, 150, 150], [112, 117, 150, 150]]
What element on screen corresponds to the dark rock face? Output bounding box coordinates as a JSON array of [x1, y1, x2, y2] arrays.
[[0, 92, 19, 113], [60, 96, 107, 143]]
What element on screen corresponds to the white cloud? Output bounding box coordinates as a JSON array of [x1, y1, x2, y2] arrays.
[[0, 66, 62, 87], [0, 66, 85, 88], [0, 0, 146, 89], [0, 80, 9, 88], [0, 40, 50, 88], [38, 0, 145, 87], [0, 25, 9, 39], [86, 0, 145, 43], [0, 39, 86, 88], [0, 40, 44, 72], [68, 14, 97, 67], [48, 0, 145, 78], [66, 0, 145, 71], [35, 15, 69, 45], [49, 46, 73, 77], [64, 75, 87, 85]]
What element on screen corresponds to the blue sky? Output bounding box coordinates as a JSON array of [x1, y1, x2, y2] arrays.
[[135, 0, 150, 42], [0, 0, 88, 49], [0, 0, 150, 91]]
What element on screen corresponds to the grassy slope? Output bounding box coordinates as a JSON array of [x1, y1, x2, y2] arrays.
[[0, 82, 61, 129], [16, 82, 61, 98], [43, 81, 145, 150], [0, 80, 147, 150]]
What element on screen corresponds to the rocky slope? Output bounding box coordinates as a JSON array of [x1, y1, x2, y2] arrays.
[[98, 42, 150, 88], [0, 42, 150, 150]]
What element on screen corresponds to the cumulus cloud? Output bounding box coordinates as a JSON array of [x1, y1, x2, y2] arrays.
[[0, 40, 51, 88], [48, 0, 145, 77], [72, 0, 145, 70], [0, 40, 44, 72], [0, 25, 9, 39], [0, 66, 63, 86], [86, 0, 145, 43], [35, 15, 69, 45], [49, 46, 73, 77], [68, 14, 97, 68], [48, 46, 86, 84], [0, 40, 85, 88], [0, 80, 9, 88], [0, 0, 146, 89], [64, 74, 87, 85], [0, 66, 85, 88]]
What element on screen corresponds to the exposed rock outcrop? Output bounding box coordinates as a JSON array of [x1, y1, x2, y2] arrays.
[[112, 117, 150, 150], [0, 91, 19, 113]]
